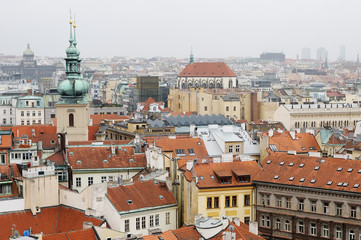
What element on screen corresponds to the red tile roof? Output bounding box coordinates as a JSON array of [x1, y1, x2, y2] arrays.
[[0, 206, 104, 239], [151, 137, 209, 167], [143, 230, 178, 240], [178, 62, 236, 77], [88, 125, 100, 141], [67, 145, 146, 170], [46, 151, 66, 166], [138, 97, 166, 112], [0, 135, 12, 148], [255, 153, 361, 193], [107, 180, 176, 212], [12, 125, 57, 139], [43, 227, 98, 240], [326, 90, 345, 97], [183, 161, 261, 189], [263, 131, 321, 153], [67, 140, 131, 146], [90, 114, 131, 125]]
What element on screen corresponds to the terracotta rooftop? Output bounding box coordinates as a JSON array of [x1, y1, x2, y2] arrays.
[[183, 161, 261, 189], [88, 125, 100, 141], [90, 114, 131, 125], [67, 140, 131, 146], [67, 145, 146, 170], [255, 153, 361, 194], [263, 131, 321, 153], [106, 180, 176, 213], [43, 228, 98, 240], [46, 151, 65, 166], [12, 125, 57, 139], [0, 206, 104, 239], [138, 97, 166, 112], [0, 134, 12, 148], [178, 62, 236, 77]]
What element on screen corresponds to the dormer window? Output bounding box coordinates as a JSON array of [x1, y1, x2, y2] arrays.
[[232, 169, 250, 183], [175, 149, 185, 156], [214, 170, 232, 184]]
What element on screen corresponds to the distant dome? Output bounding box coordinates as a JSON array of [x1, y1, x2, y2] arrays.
[[23, 43, 34, 56], [57, 79, 89, 97]]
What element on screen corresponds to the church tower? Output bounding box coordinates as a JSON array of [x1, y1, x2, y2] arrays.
[[56, 14, 90, 142]]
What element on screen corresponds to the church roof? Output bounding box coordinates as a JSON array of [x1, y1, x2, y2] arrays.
[[178, 62, 236, 77]]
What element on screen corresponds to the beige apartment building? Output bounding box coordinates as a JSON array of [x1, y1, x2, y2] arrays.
[[273, 103, 361, 130], [168, 88, 257, 122]]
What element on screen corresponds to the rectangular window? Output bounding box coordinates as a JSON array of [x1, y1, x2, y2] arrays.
[[109, 176, 114, 181], [226, 106, 229, 111], [124, 219, 129, 232], [204, 106, 207, 111], [244, 195, 250, 206], [27, 111, 30, 117], [101, 176, 107, 183], [232, 196, 237, 207], [21, 111, 24, 117], [32, 111, 35, 117], [323, 225, 329, 238], [298, 221, 304, 233], [323, 202, 329, 214], [3, 118, 6, 124], [155, 214, 159, 226], [261, 194, 270, 206], [336, 203, 342, 216], [235, 145, 240, 153], [38, 111, 41, 116], [88, 177, 93, 186], [298, 199, 304, 211], [285, 220, 290, 231], [233, 106, 236, 111], [214, 197, 219, 208], [276, 196, 282, 208], [142, 216, 146, 229], [311, 200, 317, 212], [225, 196, 230, 208], [244, 217, 250, 225], [310, 222, 317, 235], [136, 217, 140, 230], [286, 197, 291, 209], [336, 227, 342, 239], [0, 155, 5, 165], [166, 212, 170, 225], [149, 215, 154, 227], [351, 206, 357, 218], [76, 177, 81, 187], [228, 145, 233, 153], [207, 197, 212, 208]]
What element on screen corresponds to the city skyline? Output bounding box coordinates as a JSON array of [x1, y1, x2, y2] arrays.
[[1, 0, 360, 60]]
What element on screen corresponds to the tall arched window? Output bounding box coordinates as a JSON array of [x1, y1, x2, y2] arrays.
[[69, 113, 74, 127], [228, 80, 233, 88]]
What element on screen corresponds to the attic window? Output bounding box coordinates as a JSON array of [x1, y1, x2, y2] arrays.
[[300, 178, 305, 182], [299, 163, 305, 168], [327, 181, 333, 185], [76, 160, 82, 164], [314, 166, 320, 171], [274, 175, 279, 179], [337, 182, 343, 186], [188, 149, 195, 156], [127, 200, 133, 204], [175, 149, 186, 156], [310, 179, 316, 183], [103, 159, 108, 163], [199, 176, 204, 180], [301, 147, 306, 151], [280, 162, 285, 166], [69, 152, 74, 156], [266, 160, 272, 164], [347, 168, 353, 172], [354, 184, 360, 188], [159, 195, 164, 199], [289, 163, 294, 167], [337, 167, 343, 172], [343, 183, 349, 187], [210, 175, 215, 180], [289, 177, 294, 181]]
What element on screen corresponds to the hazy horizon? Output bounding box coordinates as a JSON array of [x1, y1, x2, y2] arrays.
[[1, 0, 360, 61]]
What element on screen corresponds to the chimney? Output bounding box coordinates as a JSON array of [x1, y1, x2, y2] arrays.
[[27, 89, 33, 96], [190, 124, 196, 137], [37, 141, 43, 151], [249, 221, 258, 235], [268, 129, 274, 137], [233, 217, 240, 226], [290, 130, 295, 140], [111, 144, 116, 155]]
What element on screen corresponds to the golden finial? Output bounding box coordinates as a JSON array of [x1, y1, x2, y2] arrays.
[[73, 13, 76, 28], [69, 9, 73, 24]]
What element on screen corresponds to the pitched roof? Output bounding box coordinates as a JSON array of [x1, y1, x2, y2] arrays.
[[0, 206, 104, 239], [183, 161, 261, 189], [151, 137, 209, 167], [138, 97, 165, 112], [255, 153, 361, 194], [46, 151, 66, 166], [12, 125, 57, 139], [0, 134, 12, 148], [88, 125, 100, 141], [43, 227, 98, 240], [106, 180, 176, 213], [67, 145, 146, 170], [264, 131, 321, 153], [178, 62, 236, 77]]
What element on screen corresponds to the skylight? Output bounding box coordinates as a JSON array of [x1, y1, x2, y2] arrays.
[[289, 177, 294, 181], [354, 184, 360, 188], [69, 152, 74, 156], [199, 176, 204, 180], [314, 166, 320, 170], [175, 149, 186, 156], [159, 195, 164, 199], [289, 163, 294, 167], [76, 160, 82, 164], [310, 179, 316, 183], [210, 175, 215, 180], [299, 163, 305, 168], [321, 159, 326, 163], [274, 175, 279, 179], [103, 159, 108, 163], [358, 169, 361, 173], [343, 183, 349, 187], [300, 178, 305, 182], [347, 168, 353, 172], [280, 162, 285, 166], [337, 182, 343, 186], [327, 181, 333, 185], [337, 167, 343, 171], [266, 160, 272, 164]]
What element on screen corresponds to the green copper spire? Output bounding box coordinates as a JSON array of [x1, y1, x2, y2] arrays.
[[190, 47, 194, 65], [57, 13, 89, 104]]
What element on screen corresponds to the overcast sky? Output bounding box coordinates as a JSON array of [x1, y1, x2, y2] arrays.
[[0, 0, 360, 60]]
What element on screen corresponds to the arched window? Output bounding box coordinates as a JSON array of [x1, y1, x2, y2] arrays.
[[228, 80, 233, 88], [69, 113, 74, 127], [349, 230, 355, 240], [216, 82, 221, 88], [275, 219, 281, 230]]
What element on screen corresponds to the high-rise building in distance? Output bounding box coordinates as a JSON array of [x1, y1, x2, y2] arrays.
[[339, 45, 346, 61], [301, 48, 311, 60], [317, 47, 328, 62]]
